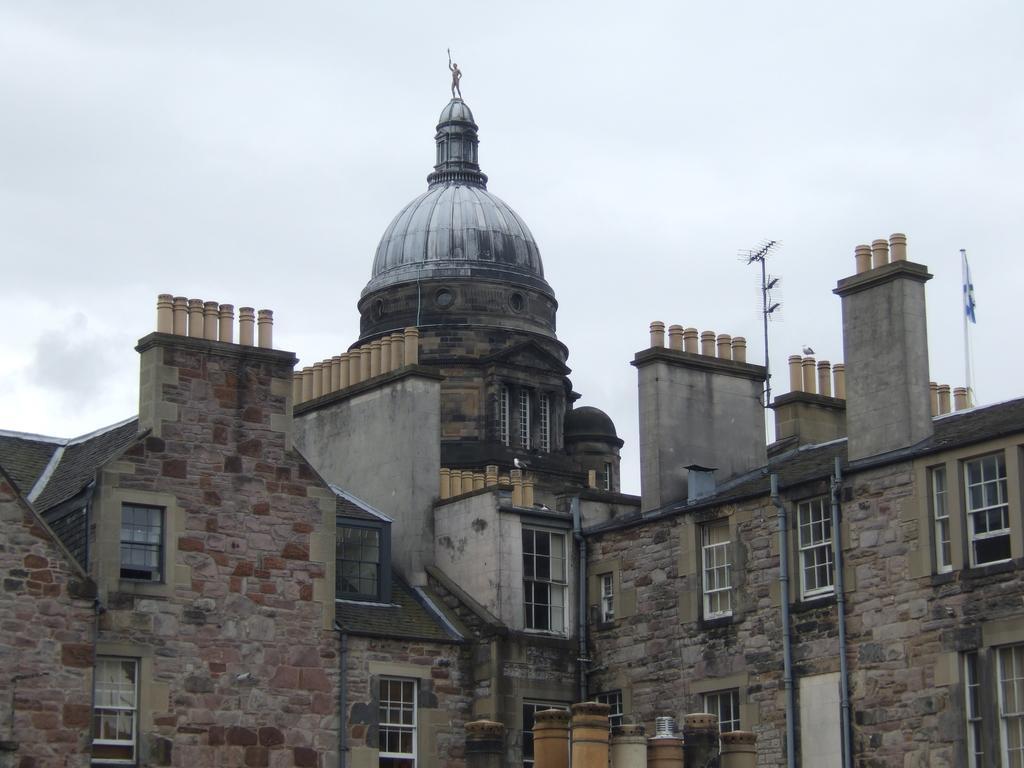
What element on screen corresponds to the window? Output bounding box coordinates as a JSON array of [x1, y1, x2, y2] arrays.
[[379, 678, 416, 768], [595, 691, 624, 728], [602, 462, 612, 491], [931, 466, 952, 572], [120, 504, 163, 581], [523, 528, 567, 633], [522, 701, 568, 768], [599, 573, 615, 623], [538, 393, 551, 452], [499, 386, 510, 447], [337, 524, 381, 600], [964, 651, 983, 768], [701, 520, 732, 618], [966, 453, 1010, 566], [703, 689, 740, 734], [1000, 645, 1024, 767], [92, 657, 138, 764], [519, 389, 531, 449], [797, 497, 833, 598]]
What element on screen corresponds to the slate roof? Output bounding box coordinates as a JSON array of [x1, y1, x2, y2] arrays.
[[590, 396, 1024, 534], [332, 485, 392, 522], [335, 574, 466, 642], [0, 432, 61, 495], [0, 418, 141, 513]]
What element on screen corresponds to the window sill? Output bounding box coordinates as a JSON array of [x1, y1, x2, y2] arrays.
[[594, 620, 615, 632], [699, 615, 735, 631], [963, 559, 1018, 580], [791, 593, 836, 613]]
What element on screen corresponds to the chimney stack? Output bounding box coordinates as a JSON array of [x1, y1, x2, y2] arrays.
[[834, 234, 933, 461]]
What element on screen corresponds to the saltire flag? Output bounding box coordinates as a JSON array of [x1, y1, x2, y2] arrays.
[[962, 250, 976, 324]]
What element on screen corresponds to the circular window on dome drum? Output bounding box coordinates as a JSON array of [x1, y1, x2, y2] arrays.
[[434, 288, 455, 309], [508, 292, 524, 313]]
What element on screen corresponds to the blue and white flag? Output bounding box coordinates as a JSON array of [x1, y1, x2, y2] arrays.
[[962, 250, 977, 324]]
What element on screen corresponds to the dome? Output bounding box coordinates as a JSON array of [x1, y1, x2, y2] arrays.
[[362, 98, 553, 298], [564, 406, 620, 442]]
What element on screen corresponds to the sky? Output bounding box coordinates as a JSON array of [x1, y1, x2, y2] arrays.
[[2, 1, 1021, 494]]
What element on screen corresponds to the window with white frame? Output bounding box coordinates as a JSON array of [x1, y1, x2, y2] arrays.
[[120, 504, 163, 581], [965, 453, 1010, 567], [930, 466, 952, 573], [797, 497, 834, 598], [519, 389, 531, 449], [522, 701, 569, 768], [379, 678, 416, 768], [964, 651, 984, 768], [602, 462, 612, 491], [703, 689, 741, 734], [92, 657, 139, 764], [538, 393, 551, 452], [701, 520, 732, 618], [999, 644, 1024, 767], [595, 690, 624, 728], [599, 572, 615, 623], [499, 386, 510, 447], [523, 528, 566, 633]]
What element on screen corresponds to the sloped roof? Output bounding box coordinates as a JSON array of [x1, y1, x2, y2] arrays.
[[335, 574, 465, 642], [331, 485, 393, 523], [0, 431, 61, 495]]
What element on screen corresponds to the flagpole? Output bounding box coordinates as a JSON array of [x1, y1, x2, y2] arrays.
[[961, 249, 974, 406]]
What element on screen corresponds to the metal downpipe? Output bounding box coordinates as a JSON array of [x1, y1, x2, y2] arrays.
[[771, 474, 797, 768], [572, 496, 588, 702], [338, 629, 348, 768], [831, 457, 852, 768]]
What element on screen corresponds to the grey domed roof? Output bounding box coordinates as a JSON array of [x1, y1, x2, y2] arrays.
[[565, 407, 619, 440], [363, 99, 552, 298]]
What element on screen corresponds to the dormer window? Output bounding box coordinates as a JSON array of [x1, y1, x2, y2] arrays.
[[337, 518, 391, 603]]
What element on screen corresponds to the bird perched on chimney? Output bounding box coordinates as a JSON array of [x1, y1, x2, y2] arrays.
[[802, 346, 815, 355], [514, 457, 529, 470]]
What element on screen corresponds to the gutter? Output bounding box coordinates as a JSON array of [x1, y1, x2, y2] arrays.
[[571, 496, 587, 702], [831, 457, 852, 768], [771, 474, 796, 768]]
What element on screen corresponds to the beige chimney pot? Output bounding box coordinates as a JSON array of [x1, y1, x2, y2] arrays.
[[938, 384, 951, 415], [187, 298, 204, 338], [404, 327, 420, 365], [700, 331, 716, 356], [716, 333, 733, 360], [203, 301, 219, 341], [218, 304, 235, 344], [731, 336, 747, 363], [256, 309, 273, 349], [788, 355, 803, 392], [871, 239, 890, 269], [833, 363, 846, 400], [172, 296, 188, 335], [649, 321, 666, 348], [683, 327, 699, 354], [238, 307, 255, 346], [854, 244, 872, 275], [817, 360, 832, 397], [156, 294, 174, 334], [668, 324, 684, 350], [889, 233, 908, 262], [802, 357, 817, 394]]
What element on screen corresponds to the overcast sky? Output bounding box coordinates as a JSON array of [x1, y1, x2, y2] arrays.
[[2, 1, 1021, 494]]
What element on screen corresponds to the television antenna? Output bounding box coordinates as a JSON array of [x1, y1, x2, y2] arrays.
[[741, 240, 781, 406]]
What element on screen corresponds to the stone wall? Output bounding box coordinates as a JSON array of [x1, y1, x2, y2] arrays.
[[92, 335, 340, 767], [0, 471, 96, 768]]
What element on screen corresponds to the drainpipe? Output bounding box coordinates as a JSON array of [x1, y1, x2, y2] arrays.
[[831, 457, 852, 768], [338, 629, 348, 768], [571, 496, 588, 702], [771, 474, 796, 768]]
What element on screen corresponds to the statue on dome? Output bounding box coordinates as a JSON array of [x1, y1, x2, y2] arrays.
[[448, 49, 462, 99]]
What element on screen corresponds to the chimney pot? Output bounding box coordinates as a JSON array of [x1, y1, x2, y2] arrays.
[[683, 327, 699, 354], [404, 327, 420, 365], [889, 233, 908, 261], [330, 355, 342, 392], [172, 296, 188, 335], [156, 294, 174, 334], [380, 337, 392, 374], [391, 333, 404, 369], [833, 363, 846, 400], [731, 336, 747, 363], [938, 384, 951, 415], [439, 468, 451, 499], [238, 307, 255, 346], [301, 366, 314, 402], [203, 301, 219, 341], [668, 324, 684, 351], [369, 340, 382, 378], [339, 353, 351, 389], [801, 357, 817, 395], [817, 360, 832, 397], [788, 355, 803, 392], [700, 331, 716, 356], [292, 373, 303, 405], [348, 351, 362, 385], [650, 321, 666, 348], [871, 239, 890, 269], [312, 362, 324, 399], [854, 244, 872, 274], [929, 382, 939, 417], [187, 299, 205, 338], [359, 346, 371, 381], [716, 333, 733, 360], [256, 309, 273, 349], [954, 386, 969, 411], [218, 304, 235, 343]]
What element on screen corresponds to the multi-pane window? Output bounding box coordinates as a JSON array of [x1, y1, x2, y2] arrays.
[[337, 525, 381, 600], [931, 466, 952, 572], [966, 453, 1010, 566], [595, 691, 624, 728], [797, 497, 834, 598], [499, 386, 510, 447], [120, 504, 163, 581], [964, 651, 983, 768], [522, 702, 568, 768], [538, 393, 551, 453], [519, 389, 531, 449], [600, 573, 615, 623], [92, 657, 138, 764], [602, 462, 612, 491], [379, 678, 416, 768], [999, 645, 1024, 767], [703, 689, 741, 734], [523, 528, 566, 633], [701, 520, 732, 618]]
